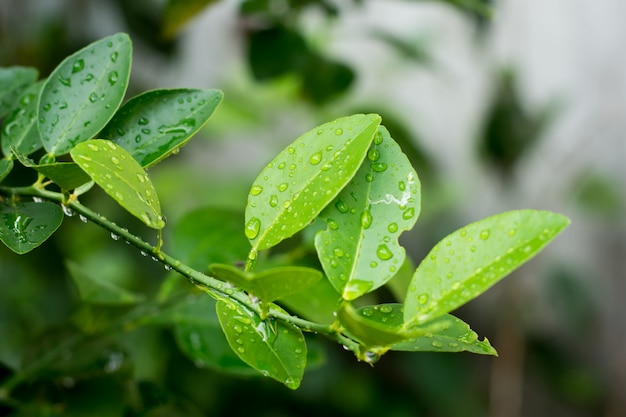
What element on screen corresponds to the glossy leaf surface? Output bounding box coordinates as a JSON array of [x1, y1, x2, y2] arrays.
[[245, 114, 381, 252], [13, 150, 91, 191], [0, 200, 63, 254], [405, 210, 570, 325], [1, 80, 45, 157], [216, 299, 306, 389], [392, 314, 497, 355], [0, 158, 12, 183], [0, 66, 38, 118], [209, 263, 323, 303], [66, 261, 144, 305], [315, 126, 420, 300], [71, 139, 165, 229], [39, 33, 131, 155], [100, 89, 223, 167]]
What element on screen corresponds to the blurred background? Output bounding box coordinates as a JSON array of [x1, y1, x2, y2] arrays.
[[1, 0, 625, 416]]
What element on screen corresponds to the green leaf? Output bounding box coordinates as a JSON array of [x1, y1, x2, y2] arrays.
[[1, 80, 45, 158], [13, 149, 91, 191], [0, 200, 63, 254], [70, 139, 165, 229], [38, 33, 132, 155], [209, 263, 323, 304], [392, 314, 497, 355], [171, 207, 249, 271], [66, 261, 145, 305], [337, 303, 412, 348], [315, 126, 421, 300], [245, 113, 381, 252], [100, 89, 223, 167], [216, 299, 306, 389], [404, 210, 570, 325], [0, 158, 12, 183], [278, 278, 340, 325], [0, 66, 38, 118], [162, 0, 220, 38]]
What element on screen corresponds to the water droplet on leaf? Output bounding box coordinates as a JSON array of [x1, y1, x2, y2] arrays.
[[376, 244, 393, 260], [479, 229, 490, 240], [250, 185, 263, 195], [245, 217, 261, 239], [309, 152, 322, 165], [72, 59, 85, 73], [372, 162, 387, 172]]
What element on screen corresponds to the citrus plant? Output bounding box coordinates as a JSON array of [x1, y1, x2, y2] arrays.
[[0, 33, 569, 394]]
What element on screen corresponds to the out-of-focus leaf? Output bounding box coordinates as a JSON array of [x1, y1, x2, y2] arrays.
[[162, 0, 220, 39], [1, 80, 45, 157], [0, 158, 12, 183], [0, 66, 38, 118], [0, 200, 63, 254], [66, 260, 145, 305]]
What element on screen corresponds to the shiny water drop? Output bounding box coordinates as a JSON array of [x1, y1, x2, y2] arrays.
[[372, 162, 387, 172], [402, 207, 415, 219], [431, 340, 443, 348], [335, 128, 343, 135], [61, 205, 74, 217], [108, 71, 118, 85], [89, 92, 98, 103], [370, 261, 378, 268], [250, 185, 263, 196], [138, 117, 149, 125], [333, 247, 344, 257], [367, 149, 380, 161], [388, 222, 398, 233], [379, 304, 393, 313], [376, 244, 393, 260], [110, 232, 120, 241], [335, 200, 348, 213], [245, 217, 261, 239], [365, 173, 374, 182], [417, 294, 429, 304], [58, 75, 71, 87], [327, 219, 339, 230], [373, 131, 383, 144], [110, 51, 118, 62], [508, 228, 517, 237], [269, 195, 278, 207], [278, 183, 288, 192], [309, 152, 322, 165], [361, 209, 373, 229], [479, 229, 490, 240], [72, 59, 85, 73], [277, 162, 286, 169]]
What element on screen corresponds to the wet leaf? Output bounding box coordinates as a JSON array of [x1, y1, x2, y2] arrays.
[[71, 139, 165, 229], [0, 66, 38, 118], [278, 278, 340, 325], [0, 200, 63, 254], [209, 263, 323, 304], [245, 114, 381, 252], [100, 89, 223, 167], [38, 33, 131, 155], [162, 0, 220, 39], [13, 149, 91, 190], [315, 126, 421, 300], [405, 210, 570, 325], [1, 80, 45, 158], [0, 158, 12, 183], [392, 314, 497, 355], [337, 303, 412, 347], [66, 261, 145, 305], [216, 298, 306, 389]]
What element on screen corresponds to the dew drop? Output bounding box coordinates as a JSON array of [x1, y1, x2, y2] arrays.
[[367, 149, 380, 162], [373, 131, 383, 145], [62, 205, 74, 217], [335, 128, 343, 135], [402, 207, 415, 219], [250, 185, 263, 196], [108, 71, 118, 85], [431, 340, 443, 348], [110, 232, 120, 241], [269, 195, 278, 207], [287, 147, 295, 154], [245, 217, 261, 239], [58, 75, 71, 87], [333, 247, 344, 257], [372, 162, 387, 172], [370, 261, 378, 268], [327, 219, 339, 230], [398, 181, 406, 191], [309, 152, 322, 165], [418, 294, 429, 304], [79, 214, 88, 223], [365, 173, 374, 182], [335, 200, 348, 213], [379, 304, 393, 313], [89, 92, 98, 103], [72, 59, 85, 73], [508, 228, 517, 237], [376, 244, 393, 260], [110, 51, 118, 62], [388, 222, 398, 233], [277, 162, 286, 169], [479, 229, 490, 240], [361, 209, 373, 229], [278, 183, 288, 192]]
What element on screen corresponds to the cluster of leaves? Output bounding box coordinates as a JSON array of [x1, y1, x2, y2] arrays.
[[0, 32, 568, 395]]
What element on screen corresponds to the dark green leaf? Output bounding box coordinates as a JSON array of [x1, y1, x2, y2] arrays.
[[100, 89, 223, 167], [0, 66, 38, 118], [66, 261, 145, 305], [1, 80, 45, 157], [245, 114, 381, 252], [0, 158, 12, 183], [38, 33, 132, 155], [404, 210, 570, 325], [13, 149, 91, 190], [0, 200, 63, 254], [315, 126, 421, 300], [71, 139, 165, 229], [216, 299, 306, 389]]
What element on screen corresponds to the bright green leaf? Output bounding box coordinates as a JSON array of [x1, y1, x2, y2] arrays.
[[0, 200, 63, 254], [162, 0, 220, 39], [405, 210, 570, 325], [13, 149, 91, 190], [209, 263, 323, 304], [1, 80, 45, 157], [66, 261, 145, 305], [216, 299, 306, 389], [245, 114, 381, 252], [315, 126, 421, 300], [38, 33, 132, 155], [70, 139, 165, 229], [171, 207, 249, 271], [393, 314, 497, 355], [100, 89, 223, 167], [386, 255, 416, 302], [278, 278, 340, 325], [0, 158, 12, 183], [0, 66, 38, 118]]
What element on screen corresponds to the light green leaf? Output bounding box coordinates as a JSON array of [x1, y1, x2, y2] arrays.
[[315, 126, 421, 300], [0, 158, 12, 183], [171, 207, 249, 271], [13, 149, 91, 191], [38, 33, 132, 155], [66, 261, 145, 305], [245, 114, 381, 252], [100, 89, 223, 167], [216, 299, 306, 389], [70, 139, 165, 229], [0, 200, 63, 254], [405, 210, 570, 325], [0, 66, 38, 118], [278, 278, 340, 325], [337, 303, 412, 348], [163, 0, 221, 38], [392, 314, 497, 355], [1, 80, 45, 157], [209, 263, 323, 304]]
